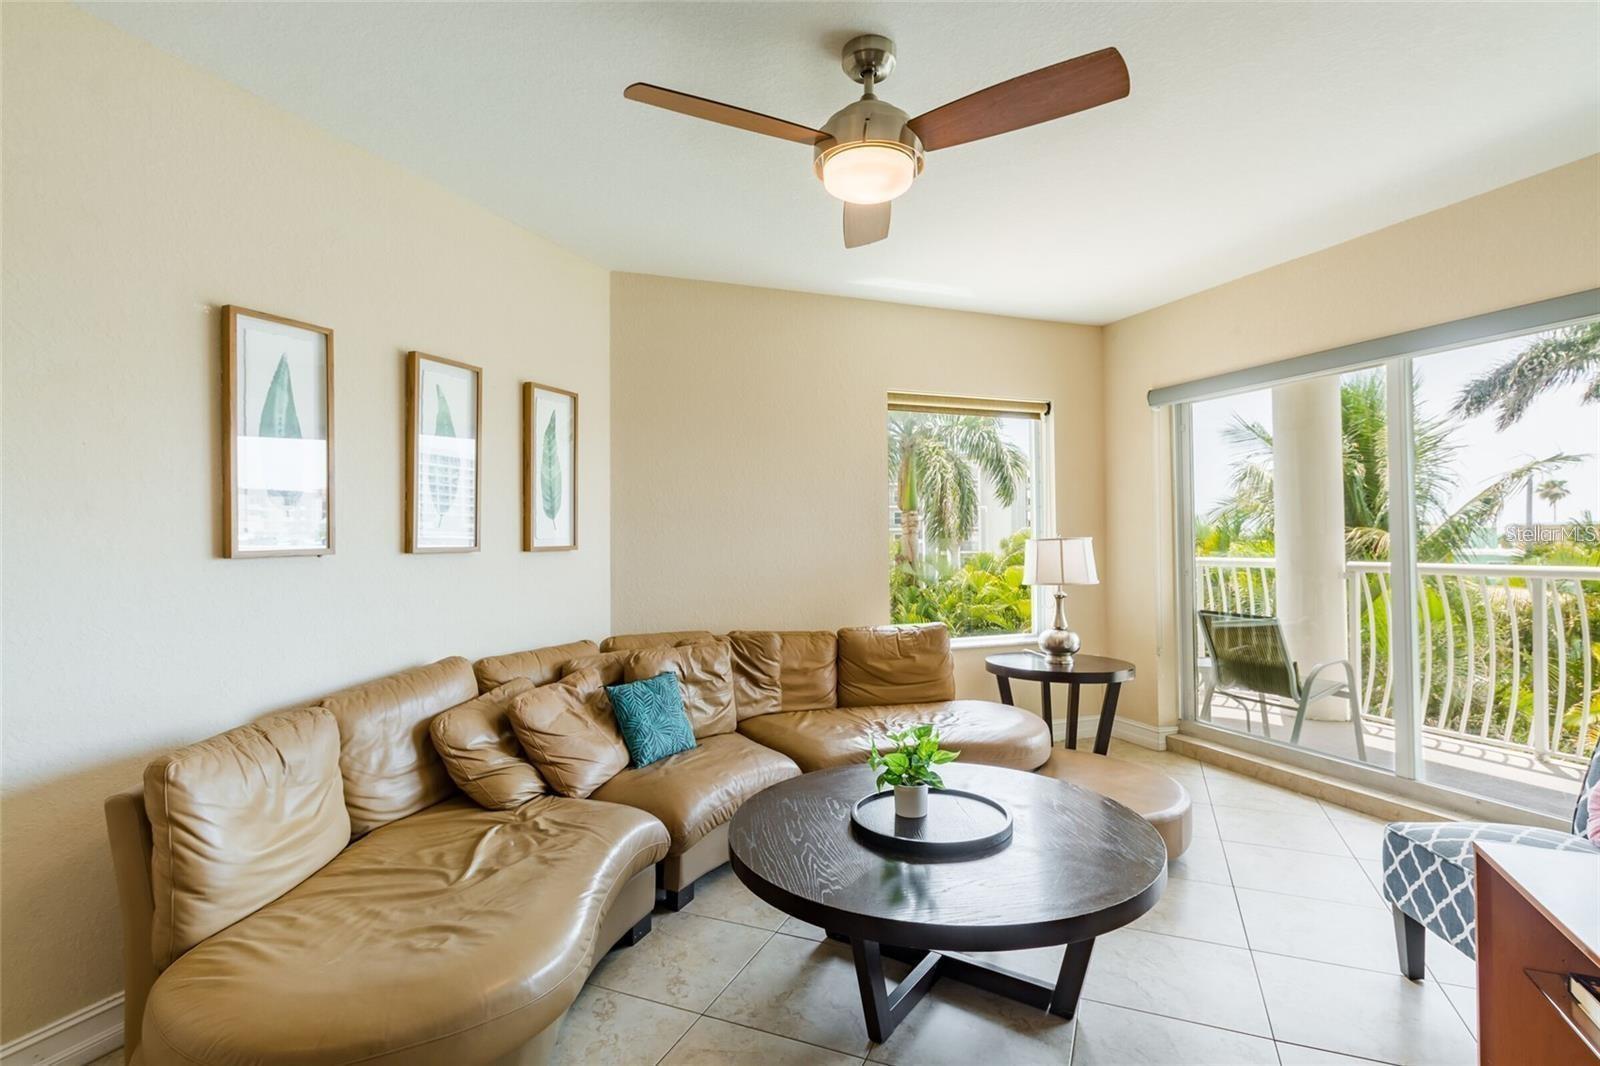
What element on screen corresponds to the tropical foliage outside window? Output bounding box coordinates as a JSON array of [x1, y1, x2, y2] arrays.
[[1194, 323, 1600, 759], [888, 410, 1040, 637]]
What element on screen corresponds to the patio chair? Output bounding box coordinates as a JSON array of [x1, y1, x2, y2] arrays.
[[1382, 743, 1600, 979], [1196, 609, 1367, 761]]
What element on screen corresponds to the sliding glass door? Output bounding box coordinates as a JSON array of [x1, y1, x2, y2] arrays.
[[1405, 327, 1599, 817], [1183, 368, 1395, 774], [1171, 303, 1600, 818]]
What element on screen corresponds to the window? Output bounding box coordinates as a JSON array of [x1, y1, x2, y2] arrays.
[[886, 392, 1049, 639], [1161, 292, 1600, 819]]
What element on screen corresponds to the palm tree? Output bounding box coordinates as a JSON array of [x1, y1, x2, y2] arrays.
[[1453, 322, 1600, 429], [1206, 371, 1577, 561], [1537, 478, 1570, 521], [888, 413, 1029, 566]]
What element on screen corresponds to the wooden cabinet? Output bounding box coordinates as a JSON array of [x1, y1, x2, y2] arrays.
[[1476, 841, 1600, 1065]]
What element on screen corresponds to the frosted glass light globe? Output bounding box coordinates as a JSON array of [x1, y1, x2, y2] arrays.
[[821, 143, 916, 205]]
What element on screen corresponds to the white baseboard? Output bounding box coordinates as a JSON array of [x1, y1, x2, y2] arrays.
[[0, 995, 122, 1066], [1050, 714, 1177, 751]]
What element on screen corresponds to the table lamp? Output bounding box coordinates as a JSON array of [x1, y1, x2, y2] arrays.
[[1024, 536, 1098, 663]]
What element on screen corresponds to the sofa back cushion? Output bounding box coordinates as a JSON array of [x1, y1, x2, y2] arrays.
[[624, 640, 736, 737], [601, 630, 717, 652], [317, 657, 477, 836], [144, 708, 348, 969], [727, 631, 783, 720], [429, 678, 547, 810], [561, 650, 632, 685], [836, 624, 955, 707], [472, 639, 599, 692], [508, 668, 628, 797], [776, 630, 838, 711]]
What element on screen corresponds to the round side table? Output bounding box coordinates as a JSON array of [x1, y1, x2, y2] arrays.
[[985, 652, 1135, 755]]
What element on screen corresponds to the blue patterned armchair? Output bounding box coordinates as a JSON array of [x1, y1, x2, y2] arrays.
[[1381, 745, 1600, 980]]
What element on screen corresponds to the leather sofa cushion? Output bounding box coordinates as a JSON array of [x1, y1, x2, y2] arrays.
[[727, 630, 783, 720], [601, 630, 717, 652], [624, 640, 736, 738], [139, 796, 669, 1066], [738, 700, 1051, 773], [318, 657, 477, 837], [472, 640, 599, 692], [726, 630, 838, 711], [592, 733, 800, 854], [836, 624, 955, 707], [429, 678, 547, 810], [561, 650, 632, 685], [509, 670, 628, 798], [144, 708, 348, 969]]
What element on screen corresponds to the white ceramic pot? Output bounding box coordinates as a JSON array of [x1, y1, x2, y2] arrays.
[[894, 783, 929, 819]]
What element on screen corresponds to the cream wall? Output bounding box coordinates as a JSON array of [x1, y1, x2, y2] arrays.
[[1, 4, 612, 1041], [608, 273, 1106, 708], [1102, 155, 1600, 734]]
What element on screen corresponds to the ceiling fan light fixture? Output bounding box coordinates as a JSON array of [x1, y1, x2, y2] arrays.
[[819, 141, 916, 205]]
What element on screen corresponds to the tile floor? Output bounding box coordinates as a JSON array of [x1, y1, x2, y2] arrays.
[[564, 741, 1479, 1066], [90, 741, 1481, 1066]]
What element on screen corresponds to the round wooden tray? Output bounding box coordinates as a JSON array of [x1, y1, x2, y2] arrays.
[[849, 788, 1014, 859]]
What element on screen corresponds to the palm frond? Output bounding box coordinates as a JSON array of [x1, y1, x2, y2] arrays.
[[1452, 323, 1600, 430]]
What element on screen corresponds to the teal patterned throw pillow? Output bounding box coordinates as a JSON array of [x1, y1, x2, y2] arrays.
[[606, 672, 696, 768]]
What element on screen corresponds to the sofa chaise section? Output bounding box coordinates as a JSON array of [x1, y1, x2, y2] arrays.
[[138, 795, 667, 1066], [108, 657, 670, 1066]]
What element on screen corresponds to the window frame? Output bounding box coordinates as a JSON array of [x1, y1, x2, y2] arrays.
[[885, 393, 1054, 648]]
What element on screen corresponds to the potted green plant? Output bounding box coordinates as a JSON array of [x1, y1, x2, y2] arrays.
[[868, 724, 960, 819]]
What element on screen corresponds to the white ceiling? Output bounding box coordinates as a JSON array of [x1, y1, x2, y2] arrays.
[[83, 2, 1599, 323]]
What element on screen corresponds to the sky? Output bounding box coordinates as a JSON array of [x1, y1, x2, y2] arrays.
[[1189, 326, 1599, 536]]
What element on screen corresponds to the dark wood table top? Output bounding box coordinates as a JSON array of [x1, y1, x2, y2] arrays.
[[729, 763, 1166, 952], [985, 651, 1136, 684]]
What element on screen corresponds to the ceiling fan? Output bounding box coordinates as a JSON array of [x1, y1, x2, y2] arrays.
[[624, 35, 1129, 248]]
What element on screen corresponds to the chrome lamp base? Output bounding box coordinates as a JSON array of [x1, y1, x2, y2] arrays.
[[1038, 590, 1081, 665]]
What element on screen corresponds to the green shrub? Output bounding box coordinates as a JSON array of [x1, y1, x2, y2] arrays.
[[889, 529, 1034, 637]]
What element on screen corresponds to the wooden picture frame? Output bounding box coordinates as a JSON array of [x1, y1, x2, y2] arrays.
[[223, 305, 334, 558], [406, 351, 482, 553], [523, 381, 578, 551]]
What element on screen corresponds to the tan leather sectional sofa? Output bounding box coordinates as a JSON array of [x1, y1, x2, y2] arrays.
[[106, 624, 1051, 1066]]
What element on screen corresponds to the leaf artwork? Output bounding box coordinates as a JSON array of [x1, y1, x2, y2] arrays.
[[260, 353, 303, 507], [426, 383, 462, 526], [540, 408, 562, 522]]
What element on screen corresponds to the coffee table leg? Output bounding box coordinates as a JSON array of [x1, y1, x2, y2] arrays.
[[1093, 683, 1122, 755], [1048, 938, 1096, 1019], [851, 940, 893, 1042], [1066, 683, 1080, 750], [995, 674, 1014, 706], [850, 938, 942, 1043]]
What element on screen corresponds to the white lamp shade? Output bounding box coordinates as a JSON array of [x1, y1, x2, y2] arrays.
[[1023, 537, 1098, 587]]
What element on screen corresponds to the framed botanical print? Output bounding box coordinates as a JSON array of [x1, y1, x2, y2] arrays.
[[523, 382, 577, 551], [406, 352, 481, 553], [223, 306, 334, 558]]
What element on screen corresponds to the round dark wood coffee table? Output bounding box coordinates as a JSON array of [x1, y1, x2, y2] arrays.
[[728, 762, 1166, 1041]]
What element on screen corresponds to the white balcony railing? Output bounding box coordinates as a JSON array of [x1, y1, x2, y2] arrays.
[[1195, 556, 1599, 763]]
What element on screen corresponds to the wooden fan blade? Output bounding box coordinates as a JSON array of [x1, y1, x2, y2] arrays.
[[624, 83, 827, 145], [907, 47, 1129, 152], [843, 201, 891, 249]]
